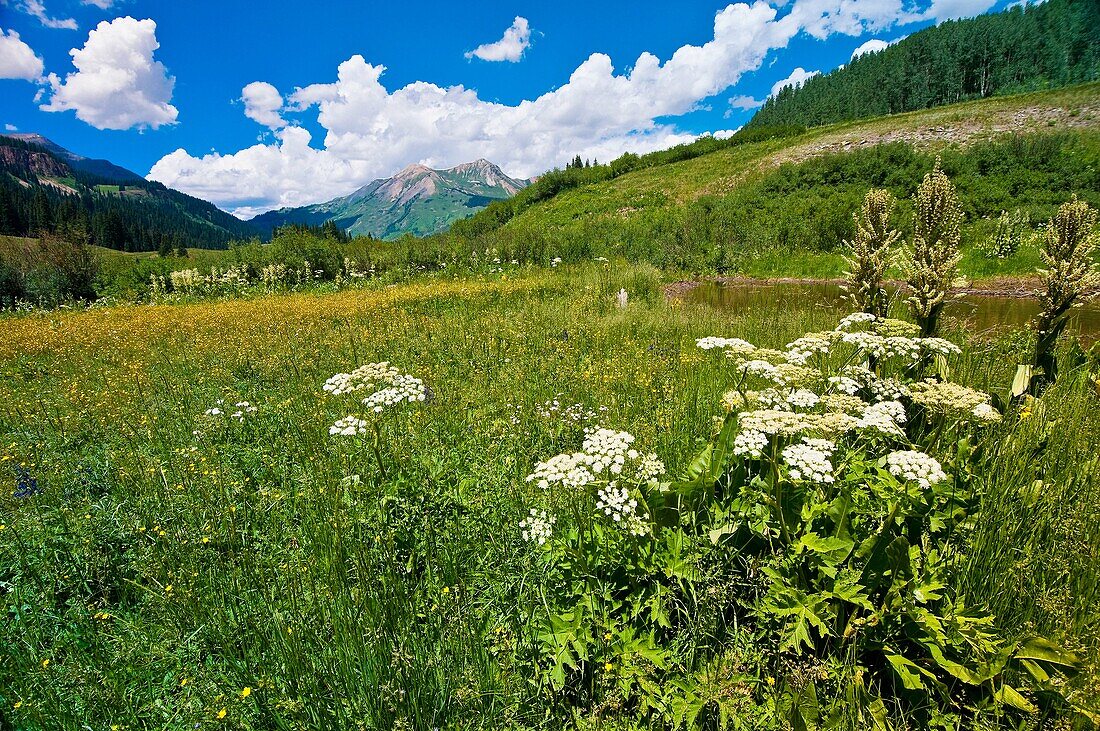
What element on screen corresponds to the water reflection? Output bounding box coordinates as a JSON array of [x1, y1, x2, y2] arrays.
[[686, 281, 1100, 342]]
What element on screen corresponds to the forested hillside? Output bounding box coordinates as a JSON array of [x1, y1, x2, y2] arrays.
[[0, 136, 257, 253], [748, 0, 1099, 129]]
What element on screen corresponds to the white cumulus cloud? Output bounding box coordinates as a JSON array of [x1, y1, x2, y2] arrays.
[[727, 94, 764, 113], [149, 0, 933, 216], [0, 28, 45, 80], [5, 124, 18, 131], [20, 0, 78, 30], [851, 38, 891, 58], [923, 0, 999, 21], [770, 66, 819, 97], [465, 16, 532, 62], [83, 0, 122, 8], [241, 81, 286, 129], [40, 16, 178, 130]]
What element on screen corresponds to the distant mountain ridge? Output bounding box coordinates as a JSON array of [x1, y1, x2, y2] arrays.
[[249, 159, 529, 239], [3, 132, 143, 183], [0, 133, 257, 251]]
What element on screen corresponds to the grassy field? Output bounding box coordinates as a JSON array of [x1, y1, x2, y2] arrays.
[[1, 262, 1097, 729]]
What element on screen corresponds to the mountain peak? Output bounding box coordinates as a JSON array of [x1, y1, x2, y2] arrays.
[[396, 163, 435, 177], [1, 131, 141, 182], [248, 157, 529, 240]]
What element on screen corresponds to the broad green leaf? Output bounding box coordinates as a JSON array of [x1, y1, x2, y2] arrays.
[[1015, 636, 1082, 671], [799, 532, 855, 566], [884, 654, 927, 691], [994, 683, 1037, 713]]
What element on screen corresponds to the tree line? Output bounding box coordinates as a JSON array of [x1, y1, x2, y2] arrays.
[[0, 137, 256, 253], [749, 0, 1099, 129]]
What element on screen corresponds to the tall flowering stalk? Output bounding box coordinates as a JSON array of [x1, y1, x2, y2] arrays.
[[902, 161, 963, 338], [1030, 196, 1099, 389], [843, 189, 900, 318]]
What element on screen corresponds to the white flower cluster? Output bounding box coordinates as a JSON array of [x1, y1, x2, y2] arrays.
[[733, 359, 783, 383], [324, 363, 427, 416], [636, 453, 667, 483], [526, 452, 597, 490], [836, 312, 878, 331], [785, 333, 834, 365], [920, 337, 962, 356], [362, 374, 427, 413], [329, 416, 369, 436], [886, 450, 948, 489], [696, 336, 756, 354], [781, 439, 836, 483], [323, 362, 401, 396], [203, 399, 257, 423], [526, 428, 660, 489], [520, 509, 556, 545], [909, 380, 1001, 423], [597, 484, 638, 522], [787, 389, 820, 409], [858, 402, 906, 437], [732, 429, 769, 458]]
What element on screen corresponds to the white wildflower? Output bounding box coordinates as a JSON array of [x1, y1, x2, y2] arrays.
[[732, 429, 769, 458], [886, 450, 948, 489], [520, 509, 556, 545], [782, 442, 835, 483], [696, 336, 756, 354], [329, 416, 370, 436], [787, 389, 821, 409], [836, 312, 878, 331]]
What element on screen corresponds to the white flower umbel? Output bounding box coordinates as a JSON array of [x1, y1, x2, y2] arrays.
[[596, 484, 638, 522], [520, 509, 556, 545], [362, 374, 427, 413], [836, 312, 878, 331], [329, 416, 370, 436], [526, 452, 595, 490], [733, 359, 783, 383], [886, 450, 948, 489], [732, 429, 768, 458], [909, 380, 999, 422], [787, 389, 821, 410], [637, 453, 666, 482], [696, 336, 756, 354], [785, 333, 834, 365], [323, 362, 401, 396], [858, 404, 905, 438], [971, 403, 1002, 423], [781, 441, 835, 483], [919, 337, 962, 357]]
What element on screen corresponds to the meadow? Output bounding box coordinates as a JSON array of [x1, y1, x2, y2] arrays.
[[2, 261, 1098, 730]]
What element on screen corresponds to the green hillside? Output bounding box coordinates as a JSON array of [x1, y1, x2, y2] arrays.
[[448, 84, 1100, 276]]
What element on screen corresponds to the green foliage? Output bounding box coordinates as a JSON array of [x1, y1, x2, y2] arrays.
[[0, 233, 99, 306], [749, 0, 1100, 129]]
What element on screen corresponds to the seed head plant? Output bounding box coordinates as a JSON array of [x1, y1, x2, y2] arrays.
[[902, 160, 963, 337], [843, 189, 900, 318], [1030, 196, 1099, 390], [983, 209, 1029, 259]]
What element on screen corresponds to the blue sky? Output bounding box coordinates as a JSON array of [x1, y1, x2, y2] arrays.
[[1, 0, 1016, 216]]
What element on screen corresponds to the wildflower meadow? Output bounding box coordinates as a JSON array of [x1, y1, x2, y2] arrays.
[[2, 182, 1100, 729]]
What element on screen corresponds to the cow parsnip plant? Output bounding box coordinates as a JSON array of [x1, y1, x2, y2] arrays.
[[517, 312, 1086, 728]]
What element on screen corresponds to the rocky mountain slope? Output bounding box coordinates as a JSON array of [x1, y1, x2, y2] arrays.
[[249, 159, 528, 239]]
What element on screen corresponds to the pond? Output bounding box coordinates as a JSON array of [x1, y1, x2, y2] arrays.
[[685, 280, 1100, 343]]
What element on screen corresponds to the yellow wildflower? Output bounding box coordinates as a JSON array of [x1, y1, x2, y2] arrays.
[[240, 686, 251, 699]]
